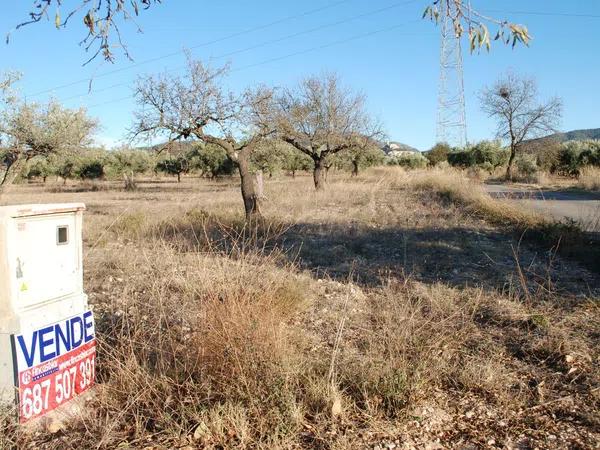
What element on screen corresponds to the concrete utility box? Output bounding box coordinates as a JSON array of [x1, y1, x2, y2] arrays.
[[0, 204, 95, 423]]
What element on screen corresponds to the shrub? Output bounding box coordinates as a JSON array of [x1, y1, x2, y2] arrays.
[[425, 142, 451, 166], [190, 144, 236, 178], [448, 140, 509, 171], [554, 140, 600, 176], [155, 156, 189, 182], [77, 160, 105, 180], [521, 140, 562, 172], [513, 154, 540, 183], [515, 154, 538, 176], [386, 153, 428, 169]]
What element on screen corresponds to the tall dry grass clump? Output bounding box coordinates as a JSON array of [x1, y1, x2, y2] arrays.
[[398, 168, 544, 228], [85, 240, 313, 448], [577, 166, 600, 191], [1, 176, 598, 448], [394, 168, 587, 245]]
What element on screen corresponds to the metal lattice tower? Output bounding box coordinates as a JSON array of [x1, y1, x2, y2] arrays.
[[436, 0, 467, 147]]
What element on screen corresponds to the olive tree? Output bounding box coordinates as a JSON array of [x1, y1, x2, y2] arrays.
[[339, 138, 385, 177], [189, 143, 236, 179], [0, 94, 97, 194], [281, 147, 313, 178], [131, 57, 273, 220], [155, 151, 190, 183], [479, 72, 562, 179], [107, 148, 153, 189], [274, 73, 382, 190]]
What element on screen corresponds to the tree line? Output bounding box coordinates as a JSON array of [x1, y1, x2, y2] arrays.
[[1, 61, 389, 220]]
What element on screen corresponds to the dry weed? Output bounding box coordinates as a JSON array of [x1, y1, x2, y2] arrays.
[[577, 166, 600, 191], [0, 174, 597, 448]]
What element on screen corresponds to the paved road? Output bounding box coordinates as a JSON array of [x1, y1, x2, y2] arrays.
[[485, 184, 600, 232]]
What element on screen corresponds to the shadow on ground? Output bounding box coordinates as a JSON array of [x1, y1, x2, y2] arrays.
[[274, 222, 600, 298]]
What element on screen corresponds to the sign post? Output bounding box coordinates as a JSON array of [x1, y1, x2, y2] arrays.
[[0, 204, 94, 424], [11, 312, 96, 423]]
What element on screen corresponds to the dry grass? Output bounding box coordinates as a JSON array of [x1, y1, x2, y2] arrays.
[[397, 168, 546, 228], [0, 171, 599, 448], [396, 168, 596, 267], [577, 166, 600, 191]]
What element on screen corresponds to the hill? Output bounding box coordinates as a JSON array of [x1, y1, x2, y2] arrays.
[[527, 128, 600, 144]]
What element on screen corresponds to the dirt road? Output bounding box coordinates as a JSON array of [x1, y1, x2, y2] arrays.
[[485, 183, 600, 232]]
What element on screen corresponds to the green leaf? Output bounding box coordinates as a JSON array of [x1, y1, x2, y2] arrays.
[[55, 11, 61, 29], [422, 6, 431, 19]]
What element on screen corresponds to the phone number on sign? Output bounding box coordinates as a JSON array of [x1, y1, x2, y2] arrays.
[[18, 344, 95, 422]]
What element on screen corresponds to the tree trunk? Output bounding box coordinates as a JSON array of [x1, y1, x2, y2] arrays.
[[351, 160, 359, 177], [0, 157, 24, 198], [237, 151, 262, 221], [313, 159, 324, 190], [177, 172, 181, 183], [43, 176, 47, 183], [506, 144, 517, 180], [124, 171, 137, 191], [291, 170, 296, 178]]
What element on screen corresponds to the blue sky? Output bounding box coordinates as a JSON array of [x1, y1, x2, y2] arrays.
[[1, 0, 599, 150]]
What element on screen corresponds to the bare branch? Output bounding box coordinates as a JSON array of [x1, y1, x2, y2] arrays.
[[8, 0, 161, 64], [423, 0, 531, 53]]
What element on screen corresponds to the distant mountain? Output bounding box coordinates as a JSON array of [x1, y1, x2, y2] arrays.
[[527, 128, 600, 144]]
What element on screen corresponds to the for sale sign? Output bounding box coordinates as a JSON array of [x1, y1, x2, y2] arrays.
[[11, 311, 96, 423]]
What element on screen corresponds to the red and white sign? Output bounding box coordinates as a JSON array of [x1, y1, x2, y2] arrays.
[[11, 311, 96, 423]]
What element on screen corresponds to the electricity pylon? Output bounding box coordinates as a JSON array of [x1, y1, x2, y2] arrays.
[[436, 0, 467, 147]]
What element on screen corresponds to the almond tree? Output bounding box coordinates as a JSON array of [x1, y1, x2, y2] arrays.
[[274, 73, 382, 190], [480, 72, 562, 179], [131, 57, 273, 220]]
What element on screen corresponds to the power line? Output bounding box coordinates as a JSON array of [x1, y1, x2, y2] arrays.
[[485, 9, 600, 19], [59, 0, 420, 103], [85, 23, 426, 110], [27, 0, 364, 98]]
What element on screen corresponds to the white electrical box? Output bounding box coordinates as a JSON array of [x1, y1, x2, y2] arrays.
[[0, 204, 96, 423]]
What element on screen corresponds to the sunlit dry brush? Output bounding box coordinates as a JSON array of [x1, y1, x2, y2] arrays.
[[577, 166, 600, 191], [0, 174, 599, 448], [84, 237, 314, 448], [398, 168, 545, 228]]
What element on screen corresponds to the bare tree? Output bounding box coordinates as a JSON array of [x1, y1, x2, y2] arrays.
[[479, 72, 562, 180], [0, 92, 97, 195], [130, 57, 273, 220], [274, 73, 382, 190]]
